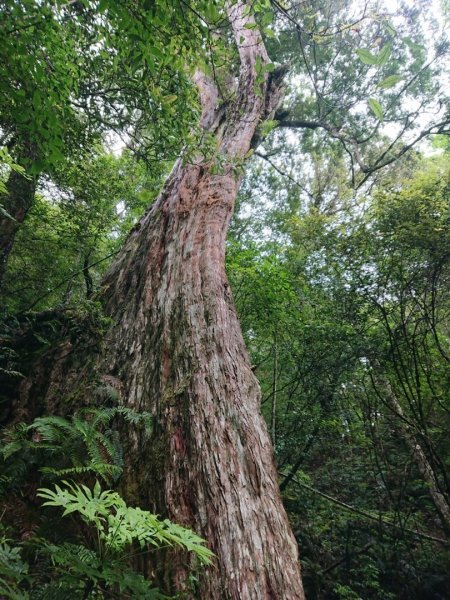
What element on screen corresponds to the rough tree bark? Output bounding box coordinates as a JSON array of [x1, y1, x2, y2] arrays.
[[14, 2, 305, 598]]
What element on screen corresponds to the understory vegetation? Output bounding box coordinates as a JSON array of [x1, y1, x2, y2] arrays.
[[2, 140, 449, 600], [228, 148, 450, 599], [1, 0, 450, 598]]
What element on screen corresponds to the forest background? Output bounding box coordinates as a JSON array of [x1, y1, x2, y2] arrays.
[[0, 0, 450, 598]]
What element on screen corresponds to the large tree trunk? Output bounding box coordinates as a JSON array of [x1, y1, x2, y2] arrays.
[[13, 2, 305, 598], [100, 148, 305, 594], [98, 4, 304, 594], [100, 156, 304, 597]]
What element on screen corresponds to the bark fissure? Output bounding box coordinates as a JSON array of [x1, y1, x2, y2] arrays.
[[13, 2, 305, 597], [98, 158, 304, 596]]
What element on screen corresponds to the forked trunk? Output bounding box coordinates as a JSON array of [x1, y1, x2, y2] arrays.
[[13, 2, 305, 597], [97, 3, 304, 594]]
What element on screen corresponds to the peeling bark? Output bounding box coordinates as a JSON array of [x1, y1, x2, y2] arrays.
[[99, 155, 303, 597], [12, 2, 305, 597]]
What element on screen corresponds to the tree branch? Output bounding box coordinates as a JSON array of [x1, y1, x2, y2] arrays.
[[282, 471, 450, 545]]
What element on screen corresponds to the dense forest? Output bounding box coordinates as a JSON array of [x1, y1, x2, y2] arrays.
[[1, 0, 449, 598]]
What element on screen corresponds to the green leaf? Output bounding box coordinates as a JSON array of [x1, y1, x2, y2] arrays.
[[264, 62, 276, 73], [147, 45, 164, 61], [377, 43, 392, 66], [356, 48, 379, 65], [384, 21, 397, 36], [403, 37, 425, 56], [264, 27, 276, 39], [368, 98, 384, 121], [377, 75, 402, 89], [37, 481, 214, 564], [357, 44, 392, 67], [49, 147, 64, 164], [0, 205, 17, 221], [32, 89, 42, 108]]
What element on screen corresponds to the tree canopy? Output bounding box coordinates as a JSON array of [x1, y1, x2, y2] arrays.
[[1, 0, 450, 598]]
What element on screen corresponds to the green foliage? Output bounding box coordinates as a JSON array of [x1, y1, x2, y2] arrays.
[[0, 148, 27, 198], [356, 45, 391, 67], [230, 147, 450, 599], [32, 541, 165, 599], [1, 1, 450, 598], [266, 0, 449, 188], [0, 148, 30, 223], [0, 533, 29, 600], [2, 149, 158, 312], [0, 406, 212, 598], [1, 407, 154, 488], [0, 479, 212, 599], [377, 75, 402, 89], [38, 481, 213, 564], [367, 98, 383, 121], [0, 0, 217, 175]]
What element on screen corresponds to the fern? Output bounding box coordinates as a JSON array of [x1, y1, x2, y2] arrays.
[[0, 408, 194, 598], [0, 344, 24, 380], [0, 533, 29, 599], [33, 541, 166, 599], [40, 463, 122, 479], [32, 481, 213, 598], [37, 480, 214, 565], [96, 383, 121, 403], [1, 406, 152, 487]]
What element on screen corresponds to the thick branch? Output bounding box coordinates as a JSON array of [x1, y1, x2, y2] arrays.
[[276, 114, 450, 187], [223, 1, 282, 156], [227, 0, 269, 70], [193, 69, 222, 132]]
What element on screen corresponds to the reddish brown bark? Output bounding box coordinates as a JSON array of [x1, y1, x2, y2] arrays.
[[13, 2, 305, 597], [99, 156, 304, 597], [101, 3, 303, 596]]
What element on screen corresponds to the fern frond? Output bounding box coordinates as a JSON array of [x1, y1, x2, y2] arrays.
[[30, 416, 77, 443], [37, 481, 215, 565], [40, 464, 121, 479]]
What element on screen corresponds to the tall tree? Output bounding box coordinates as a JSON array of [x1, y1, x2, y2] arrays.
[[0, 0, 204, 285], [10, 1, 305, 597], [3, 0, 450, 597]]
